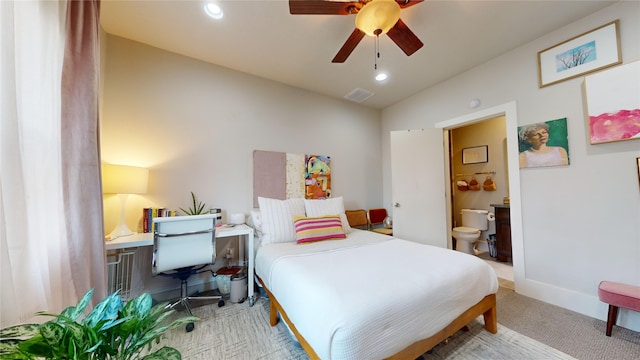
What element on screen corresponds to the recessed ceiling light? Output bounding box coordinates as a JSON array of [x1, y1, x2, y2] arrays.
[[204, 3, 223, 19], [375, 73, 388, 81]]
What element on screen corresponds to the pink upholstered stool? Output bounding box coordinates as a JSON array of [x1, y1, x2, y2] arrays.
[[597, 281, 640, 336]]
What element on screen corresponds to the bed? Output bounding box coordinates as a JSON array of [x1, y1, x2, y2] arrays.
[[252, 197, 499, 360]]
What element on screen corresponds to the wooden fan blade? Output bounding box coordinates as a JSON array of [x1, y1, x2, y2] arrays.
[[289, 0, 362, 15], [386, 18, 423, 56], [396, 0, 424, 9], [332, 28, 366, 63]]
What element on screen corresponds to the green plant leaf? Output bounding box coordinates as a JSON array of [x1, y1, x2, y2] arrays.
[[97, 317, 128, 332], [0, 339, 30, 359], [18, 334, 53, 358], [180, 191, 207, 215], [0, 324, 40, 341], [84, 291, 122, 328], [60, 288, 94, 322], [133, 293, 153, 318], [67, 337, 77, 359], [2, 291, 194, 360], [142, 346, 181, 360], [39, 322, 66, 346], [65, 322, 93, 354]]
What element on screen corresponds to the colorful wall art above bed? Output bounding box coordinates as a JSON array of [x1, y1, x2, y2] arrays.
[[253, 150, 332, 207], [305, 155, 331, 200]]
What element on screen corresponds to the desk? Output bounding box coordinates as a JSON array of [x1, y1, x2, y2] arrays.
[[105, 224, 256, 306]]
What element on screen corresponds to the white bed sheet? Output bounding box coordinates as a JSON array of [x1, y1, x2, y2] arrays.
[[255, 229, 499, 359]]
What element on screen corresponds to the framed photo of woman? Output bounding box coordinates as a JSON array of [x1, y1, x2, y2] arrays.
[[518, 118, 570, 169]]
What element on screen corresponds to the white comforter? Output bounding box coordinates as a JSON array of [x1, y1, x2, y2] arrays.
[[255, 229, 498, 360]]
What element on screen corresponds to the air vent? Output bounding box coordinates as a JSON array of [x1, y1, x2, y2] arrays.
[[344, 88, 374, 103]]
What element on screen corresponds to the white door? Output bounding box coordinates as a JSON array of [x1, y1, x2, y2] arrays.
[[390, 129, 448, 247]]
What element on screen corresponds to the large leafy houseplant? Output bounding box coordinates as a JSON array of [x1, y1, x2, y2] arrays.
[[0, 289, 198, 359]]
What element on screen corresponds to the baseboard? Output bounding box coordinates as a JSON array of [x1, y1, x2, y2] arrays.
[[516, 278, 640, 332]]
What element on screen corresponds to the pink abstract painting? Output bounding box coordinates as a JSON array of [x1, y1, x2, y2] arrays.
[[585, 61, 640, 144]]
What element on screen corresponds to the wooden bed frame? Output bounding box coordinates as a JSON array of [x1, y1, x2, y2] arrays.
[[257, 276, 497, 360]]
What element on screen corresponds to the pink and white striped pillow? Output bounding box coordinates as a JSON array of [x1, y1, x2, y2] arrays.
[[294, 215, 347, 244]]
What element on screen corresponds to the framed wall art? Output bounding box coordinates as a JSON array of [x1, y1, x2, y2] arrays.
[[538, 20, 621, 88], [637, 157, 640, 190], [585, 60, 640, 144], [518, 118, 570, 169], [462, 145, 488, 164]]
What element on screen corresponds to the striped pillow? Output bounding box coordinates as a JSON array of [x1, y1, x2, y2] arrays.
[[294, 215, 347, 244], [258, 197, 306, 245]]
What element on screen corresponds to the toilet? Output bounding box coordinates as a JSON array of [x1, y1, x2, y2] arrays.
[[452, 209, 490, 255]]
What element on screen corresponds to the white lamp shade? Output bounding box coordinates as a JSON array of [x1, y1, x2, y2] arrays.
[[102, 164, 149, 194], [355, 0, 401, 36]]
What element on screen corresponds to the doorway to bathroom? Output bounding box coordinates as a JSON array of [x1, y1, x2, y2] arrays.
[[390, 102, 522, 288], [446, 113, 514, 284]]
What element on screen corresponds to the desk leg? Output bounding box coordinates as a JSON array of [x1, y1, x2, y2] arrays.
[[247, 231, 255, 306]]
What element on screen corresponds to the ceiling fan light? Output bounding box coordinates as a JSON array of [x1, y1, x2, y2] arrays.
[[204, 3, 223, 19], [355, 0, 401, 36], [375, 73, 388, 81]]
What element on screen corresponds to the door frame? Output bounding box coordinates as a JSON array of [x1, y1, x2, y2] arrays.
[[436, 101, 524, 290]]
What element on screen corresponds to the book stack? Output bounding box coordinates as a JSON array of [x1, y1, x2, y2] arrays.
[[210, 208, 222, 226], [142, 208, 177, 233]]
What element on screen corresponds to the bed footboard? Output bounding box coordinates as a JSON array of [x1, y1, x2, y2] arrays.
[[256, 275, 497, 360], [386, 293, 497, 359]]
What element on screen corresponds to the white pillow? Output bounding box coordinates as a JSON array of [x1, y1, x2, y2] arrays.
[[303, 196, 353, 234], [258, 197, 305, 245], [247, 209, 263, 236]]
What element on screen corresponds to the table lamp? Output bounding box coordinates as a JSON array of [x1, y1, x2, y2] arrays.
[[102, 164, 149, 239]]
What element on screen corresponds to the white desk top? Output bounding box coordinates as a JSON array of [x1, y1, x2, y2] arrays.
[[105, 224, 253, 251]]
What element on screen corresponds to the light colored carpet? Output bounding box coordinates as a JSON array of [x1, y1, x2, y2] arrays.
[[421, 319, 575, 360], [159, 296, 576, 359]]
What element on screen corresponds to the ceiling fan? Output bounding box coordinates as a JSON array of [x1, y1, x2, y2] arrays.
[[289, 0, 424, 63]]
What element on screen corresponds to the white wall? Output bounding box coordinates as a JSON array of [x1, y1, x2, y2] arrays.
[[100, 35, 383, 296], [101, 36, 383, 233], [381, 2, 640, 331]]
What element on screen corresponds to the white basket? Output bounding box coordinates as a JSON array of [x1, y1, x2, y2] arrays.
[[107, 250, 136, 300]]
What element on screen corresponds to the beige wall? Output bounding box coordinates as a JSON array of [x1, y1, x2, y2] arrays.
[[100, 34, 384, 296], [101, 36, 383, 234], [382, 1, 640, 331], [450, 116, 507, 232]]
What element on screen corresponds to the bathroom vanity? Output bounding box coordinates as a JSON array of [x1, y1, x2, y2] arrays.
[[491, 204, 512, 262]]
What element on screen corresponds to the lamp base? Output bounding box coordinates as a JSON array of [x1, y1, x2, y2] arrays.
[[108, 222, 134, 240]]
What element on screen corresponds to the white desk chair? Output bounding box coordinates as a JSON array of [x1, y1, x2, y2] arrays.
[[152, 214, 224, 332]]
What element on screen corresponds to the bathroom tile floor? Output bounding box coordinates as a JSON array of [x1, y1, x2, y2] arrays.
[[477, 251, 514, 284]]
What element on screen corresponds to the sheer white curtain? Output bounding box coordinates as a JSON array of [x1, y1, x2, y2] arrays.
[[1, 0, 104, 328]]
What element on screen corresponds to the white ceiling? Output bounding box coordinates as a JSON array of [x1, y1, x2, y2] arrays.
[[100, 0, 616, 109]]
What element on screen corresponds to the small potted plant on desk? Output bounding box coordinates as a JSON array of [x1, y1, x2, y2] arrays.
[[0, 289, 197, 359], [180, 192, 207, 216]]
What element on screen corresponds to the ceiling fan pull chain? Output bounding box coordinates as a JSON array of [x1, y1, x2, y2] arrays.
[[374, 34, 380, 70]]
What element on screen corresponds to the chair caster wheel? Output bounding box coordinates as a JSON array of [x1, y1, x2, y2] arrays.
[[218, 300, 225, 307], [186, 322, 194, 332]]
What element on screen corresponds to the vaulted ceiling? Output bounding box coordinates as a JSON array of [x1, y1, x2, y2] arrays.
[[101, 0, 616, 109]]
